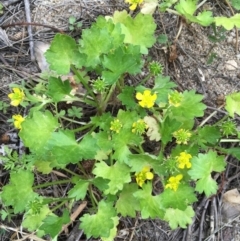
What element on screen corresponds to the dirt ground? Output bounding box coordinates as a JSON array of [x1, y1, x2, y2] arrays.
[[1, 0, 240, 240]]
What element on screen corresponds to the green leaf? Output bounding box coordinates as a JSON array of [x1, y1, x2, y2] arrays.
[[153, 75, 176, 104], [118, 86, 138, 109], [157, 34, 168, 44], [175, 0, 213, 26], [195, 175, 218, 197], [101, 217, 119, 241], [225, 147, 240, 159], [34, 160, 52, 174], [40, 209, 70, 238], [45, 34, 83, 75], [231, 0, 240, 10], [188, 151, 226, 196], [225, 92, 240, 117], [164, 206, 194, 229], [128, 153, 164, 175], [79, 16, 124, 67], [175, 0, 196, 15], [133, 183, 164, 219], [169, 90, 206, 129], [102, 45, 142, 85], [47, 77, 72, 102], [1, 170, 38, 213], [111, 110, 142, 163], [69, 16, 76, 24], [196, 126, 221, 147], [67, 106, 83, 118], [92, 161, 131, 195], [80, 201, 117, 239], [112, 11, 156, 54], [19, 110, 59, 154], [160, 185, 197, 210], [68, 179, 89, 200], [22, 205, 51, 231], [161, 116, 181, 145], [46, 131, 98, 165], [115, 183, 140, 217], [215, 14, 240, 30]]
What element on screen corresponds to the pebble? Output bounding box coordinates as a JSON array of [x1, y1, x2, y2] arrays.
[[227, 36, 233, 44], [225, 60, 238, 70]]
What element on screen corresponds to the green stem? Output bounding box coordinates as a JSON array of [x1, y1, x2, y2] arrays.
[[99, 83, 116, 114], [138, 73, 152, 86], [220, 139, 240, 143], [43, 197, 72, 204], [51, 200, 68, 212], [88, 184, 98, 208], [33, 179, 70, 190], [72, 122, 94, 133], [213, 115, 228, 127], [60, 116, 87, 125], [71, 65, 98, 104], [166, 8, 180, 16], [77, 163, 88, 176], [63, 168, 82, 177]]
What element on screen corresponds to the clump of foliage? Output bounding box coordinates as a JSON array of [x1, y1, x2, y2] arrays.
[[1, 1, 240, 240]]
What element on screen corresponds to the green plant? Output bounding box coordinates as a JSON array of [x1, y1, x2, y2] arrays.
[[1, 6, 240, 241], [0, 3, 4, 15], [0, 101, 9, 114], [68, 16, 82, 31], [159, 0, 240, 30]]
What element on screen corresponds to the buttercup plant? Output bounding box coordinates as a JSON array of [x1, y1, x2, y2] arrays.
[[1, 7, 240, 241]]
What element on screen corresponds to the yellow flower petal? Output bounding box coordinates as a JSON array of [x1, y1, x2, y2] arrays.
[[136, 92, 143, 100], [12, 114, 25, 129], [146, 172, 154, 180]]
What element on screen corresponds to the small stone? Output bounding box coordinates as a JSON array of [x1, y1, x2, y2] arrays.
[[178, 55, 184, 63], [225, 60, 238, 70], [227, 36, 233, 44]]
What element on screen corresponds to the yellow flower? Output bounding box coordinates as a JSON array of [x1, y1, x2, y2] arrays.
[[110, 119, 122, 133], [136, 90, 157, 108], [12, 114, 25, 130], [173, 129, 192, 145], [176, 151, 192, 169], [125, 0, 143, 10], [165, 174, 183, 191], [132, 119, 148, 134], [135, 166, 154, 187], [8, 88, 25, 106]]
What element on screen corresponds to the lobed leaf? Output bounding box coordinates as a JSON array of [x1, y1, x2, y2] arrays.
[[45, 34, 83, 75], [102, 45, 142, 85], [160, 185, 197, 210], [39, 209, 70, 238], [188, 151, 226, 196], [164, 206, 194, 229], [1, 170, 38, 213], [92, 161, 131, 195], [225, 92, 240, 117], [80, 201, 117, 239], [19, 110, 59, 154], [215, 14, 240, 30], [47, 77, 72, 102], [112, 11, 156, 54], [133, 183, 165, 219], [68, 179, 89, 200], [115, 183, 140, 217]]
